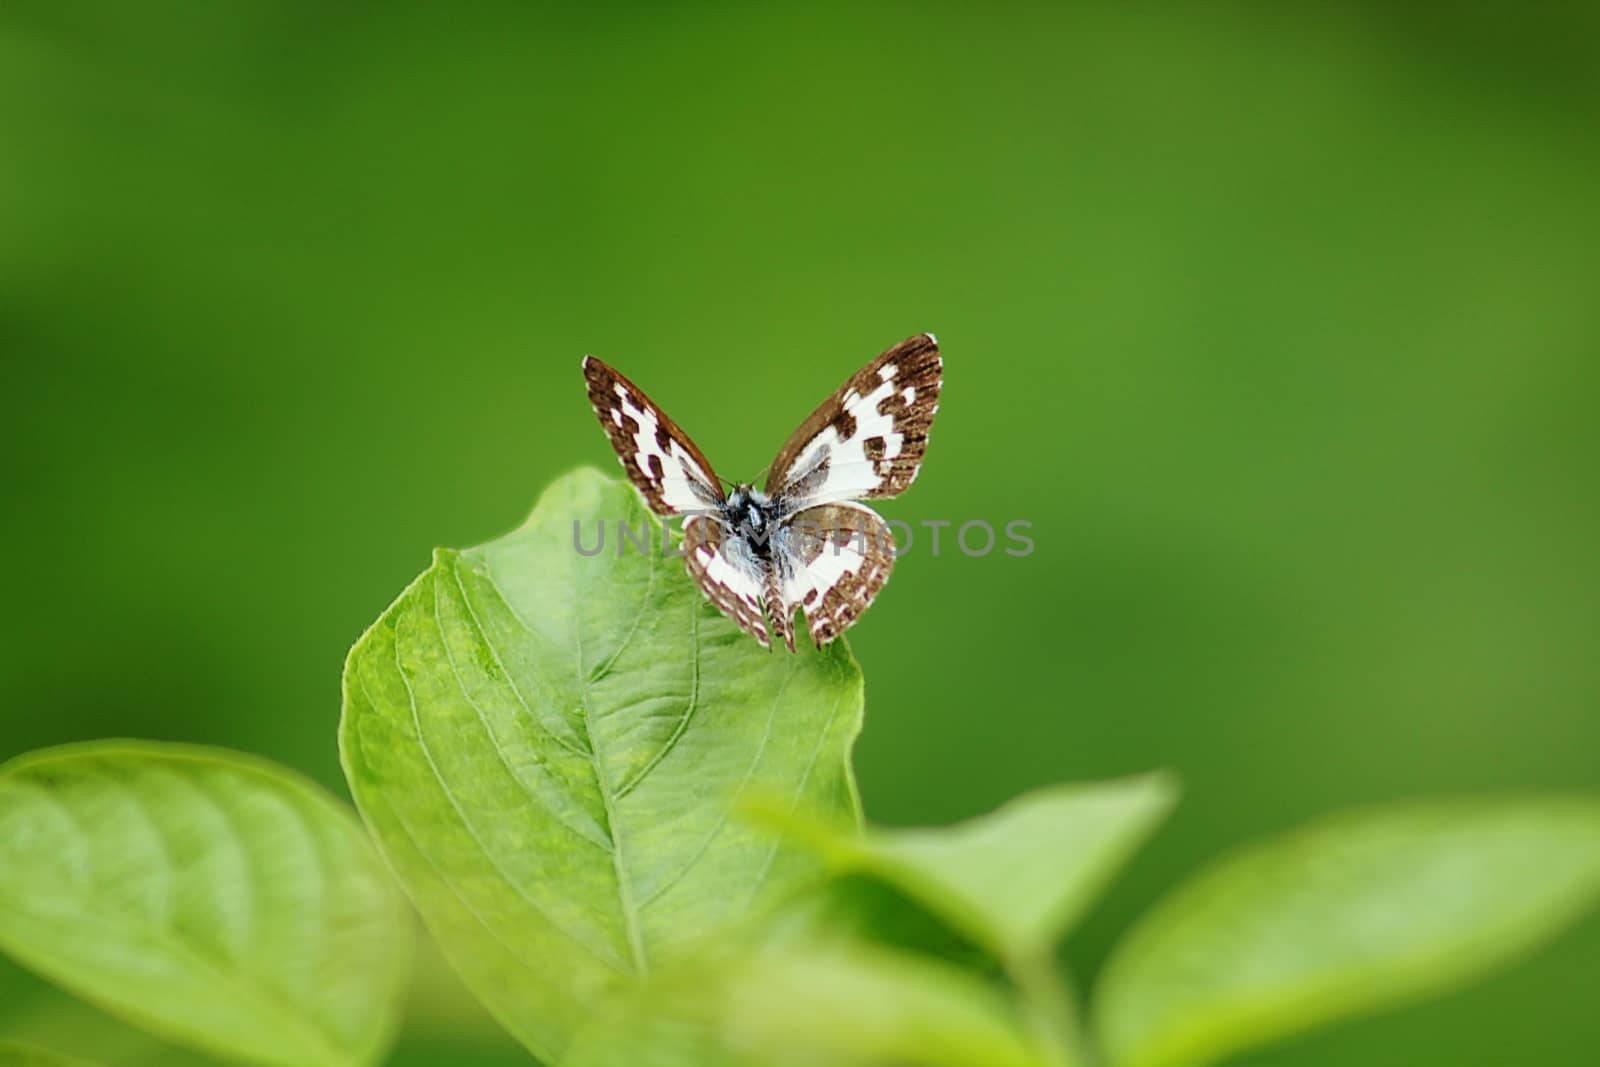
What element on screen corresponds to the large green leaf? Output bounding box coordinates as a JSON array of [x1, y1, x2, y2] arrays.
[[340, 468, 864, 1062], [760, 774, 1177, 964], [564, 942, 1050, 1067], [0, 1046, 107, 1067], [0, 743, 411, 1067], [1094, 797, 1600, 1067]]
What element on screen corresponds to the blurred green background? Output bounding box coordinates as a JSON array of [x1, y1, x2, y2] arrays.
[[3, 2, 1597, 1064]]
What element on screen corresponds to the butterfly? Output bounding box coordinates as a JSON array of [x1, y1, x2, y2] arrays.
[[582, 333, 942, 650]]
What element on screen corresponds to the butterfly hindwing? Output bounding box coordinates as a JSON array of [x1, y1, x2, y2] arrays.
[[766, 333, 942, 509], [769, 501, 896, 650], [583, 355, 724, 516], [684, 514, 772, 648]]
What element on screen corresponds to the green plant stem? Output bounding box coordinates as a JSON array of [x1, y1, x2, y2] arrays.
[[1009, 950, 1094, 1067]]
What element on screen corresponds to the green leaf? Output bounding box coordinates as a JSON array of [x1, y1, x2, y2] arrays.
[[339, 468, 864, 1062], [768, 872, 998, 973], [565, 943, 1051, 1067], [1094, 797, 1600, 1067], [0, 742, 411, 1067], [0, 1045, 108, 1067], [762, 774, 1177, 964]]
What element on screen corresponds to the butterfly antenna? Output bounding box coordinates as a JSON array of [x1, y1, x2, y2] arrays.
[[750, 463, 772, 489]]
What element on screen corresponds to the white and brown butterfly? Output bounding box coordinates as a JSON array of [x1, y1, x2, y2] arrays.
[[582, 332, 942, 650]]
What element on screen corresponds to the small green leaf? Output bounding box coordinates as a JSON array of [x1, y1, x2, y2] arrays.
[[763, 774, 1177, 963], [1094, 797, 1600, 1067], [0, 1045, 108, 1067], [0, 742, 411, 1067], [340, 468, 864, 1062], [565, 943, 1051, 1067]]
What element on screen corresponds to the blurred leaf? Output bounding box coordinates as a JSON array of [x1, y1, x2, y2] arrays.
[[1094, 797, 1600, 1067], [767, 873, 997, 973], [0, 1046, 107, 1067], [759, 774, 1177, 963], [340, 467, 864, 1062], [0, 742, 411, 1067], [565, 942, 1049, 1067]]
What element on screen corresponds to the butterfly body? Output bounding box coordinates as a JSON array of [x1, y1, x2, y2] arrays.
[[583, 333, 941, 651], [722, 485, 776, 556]]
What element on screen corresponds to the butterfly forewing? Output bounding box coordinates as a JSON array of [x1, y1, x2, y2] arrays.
[[583, 356, 724, 516], [765, 333, 942, 510]]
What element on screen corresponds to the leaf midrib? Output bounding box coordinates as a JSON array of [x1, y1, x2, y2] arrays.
[[450, 486, 669, 977]]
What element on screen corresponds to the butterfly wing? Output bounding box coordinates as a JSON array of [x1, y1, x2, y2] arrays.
[[583, 356, 724, 516], [765, 333, 942, 511], [683, 515, 773, 648], [769, 502, 896, 649]]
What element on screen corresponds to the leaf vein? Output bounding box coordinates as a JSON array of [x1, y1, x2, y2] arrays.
[[638, 658, 794, 912], [568, 504, 650, 974], [453, 560, 590, 761], [589, 516, 660, 679], [447, 564, 609, 852], [391, 590, 627, 970], [614, 596, 701, 800]]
